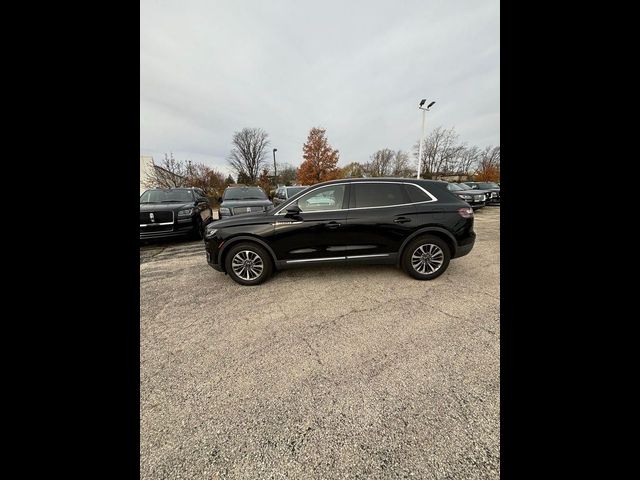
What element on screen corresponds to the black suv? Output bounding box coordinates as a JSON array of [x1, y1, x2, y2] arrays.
[[140, 187, 214, 241], [446, 182, 487, 209], [218, 185, 274, 219], [464, 182, 500, 204], [204, 178, 476, 285]]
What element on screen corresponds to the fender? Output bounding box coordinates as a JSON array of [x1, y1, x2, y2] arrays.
[[397, 226, 458, 262], [217, 235, 279, 268]]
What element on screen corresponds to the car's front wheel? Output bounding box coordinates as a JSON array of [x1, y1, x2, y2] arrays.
[[401, 235, 451, 280], [224, 242, 273, 285]]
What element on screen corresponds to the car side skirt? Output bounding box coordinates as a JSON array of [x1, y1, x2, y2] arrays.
[[275, 253, 398, 270]]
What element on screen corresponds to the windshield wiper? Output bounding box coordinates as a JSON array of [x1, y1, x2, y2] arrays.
[[160, 200, 184, 203], [241, 197, 267, 200]]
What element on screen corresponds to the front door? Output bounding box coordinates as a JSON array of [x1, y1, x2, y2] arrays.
[[269, 183, 350, 263]]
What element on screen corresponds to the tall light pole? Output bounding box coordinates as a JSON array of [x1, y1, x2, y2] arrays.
[[416, 99, 435, 179], [272, 148, 278, 185]]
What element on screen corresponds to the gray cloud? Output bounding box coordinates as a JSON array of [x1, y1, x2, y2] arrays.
[[141, 0, 499, 176]]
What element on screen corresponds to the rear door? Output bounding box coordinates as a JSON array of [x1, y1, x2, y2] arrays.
[[343, 182, 421, 261], [269, 183, 350, 263]]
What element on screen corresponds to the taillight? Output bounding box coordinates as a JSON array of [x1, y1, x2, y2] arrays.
[[458, 207, 474, 218]]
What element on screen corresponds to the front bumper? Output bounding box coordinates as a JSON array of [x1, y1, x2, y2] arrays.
[[205, 238, 224, 271], [140, 217, 196, 240]]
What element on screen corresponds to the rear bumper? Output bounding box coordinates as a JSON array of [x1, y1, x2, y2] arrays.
[[453, 232, 476, 258]]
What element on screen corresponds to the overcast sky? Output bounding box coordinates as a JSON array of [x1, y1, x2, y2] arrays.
[[141, 0, 499, 177]]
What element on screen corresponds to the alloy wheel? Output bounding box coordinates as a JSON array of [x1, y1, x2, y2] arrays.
[[411, 244, 444, 274], [231, 250, 264, 281]]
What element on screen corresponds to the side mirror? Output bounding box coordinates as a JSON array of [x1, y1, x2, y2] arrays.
[[285, 204, 302, 217], [217, 197, 223, 203]]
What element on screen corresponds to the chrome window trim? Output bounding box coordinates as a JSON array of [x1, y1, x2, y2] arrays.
[[345, 253, 390, 259], [273, 181, 438, 215]]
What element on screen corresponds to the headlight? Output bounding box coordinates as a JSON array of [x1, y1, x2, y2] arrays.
[[460, 194, 472, 200], [491, 192, 497, 198], [177, 208, 193, 217], [205, 227, 218, 239], [219, 207, 231, 215]]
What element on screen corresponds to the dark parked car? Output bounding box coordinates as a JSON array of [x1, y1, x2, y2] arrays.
[[218, 185, 274, 219], [464, 182, 500, 204], [140, 187, 214, 241], [272, 185, 308, 206], [204, 178, 476, 285], [446, 182, 487, 209]]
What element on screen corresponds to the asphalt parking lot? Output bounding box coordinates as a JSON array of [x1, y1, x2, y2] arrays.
[[140, 206, 500, 479]]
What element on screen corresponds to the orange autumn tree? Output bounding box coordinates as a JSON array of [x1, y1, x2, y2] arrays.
[[297, 127, 340, 184]]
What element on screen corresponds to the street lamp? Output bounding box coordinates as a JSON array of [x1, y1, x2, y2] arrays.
[[272, 148, 278, 185], [416, 99, 435, 179]]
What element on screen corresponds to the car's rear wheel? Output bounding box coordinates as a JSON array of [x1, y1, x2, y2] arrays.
[[224, 243, 273, 285], [401, 235, 451, 280]]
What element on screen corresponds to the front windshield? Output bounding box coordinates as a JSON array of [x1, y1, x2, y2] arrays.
[[447, 183, 463, 191], [140, 189, 194, 203], [287, 187, 306, 197], [477, 182, 499, 189], [223, 187, 267, 200], [457, 183, 472, 190]]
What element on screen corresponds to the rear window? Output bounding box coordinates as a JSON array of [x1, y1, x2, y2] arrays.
[[353, 183, 410, 208]]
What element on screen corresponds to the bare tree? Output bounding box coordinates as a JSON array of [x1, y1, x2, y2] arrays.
[[227, 128, 271, 184], [391, 150, 413, 177], [339, 161, 366, 178], [457, 146, 481, 178], [413, 127, 465, 179], [143, 153, 226, 197], [143, 152, 189, 189], [475, 146, 500, 181], [365, 149, 395, 177]]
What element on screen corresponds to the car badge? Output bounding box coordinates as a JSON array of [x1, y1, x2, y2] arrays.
[[246, 207, 251, 213], [150, 213, 155, 222]]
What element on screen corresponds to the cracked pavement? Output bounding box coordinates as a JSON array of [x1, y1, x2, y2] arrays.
[[140, 206, 500, 479]]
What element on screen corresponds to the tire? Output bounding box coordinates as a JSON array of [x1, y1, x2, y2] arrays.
[[224, 242, 273, 286], [401, 234, 451, 280]]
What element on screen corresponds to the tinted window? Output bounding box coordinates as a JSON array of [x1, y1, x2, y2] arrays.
[[477, 182, 499, 189], [353, 183, 409, 208], [404, 184, 433, 203], [297, 185, 346, 212], [223, 187, 267, 200]]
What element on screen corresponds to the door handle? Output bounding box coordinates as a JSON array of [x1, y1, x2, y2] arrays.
[[394, 217, 411, 224], [326, 221, 342, 229]]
